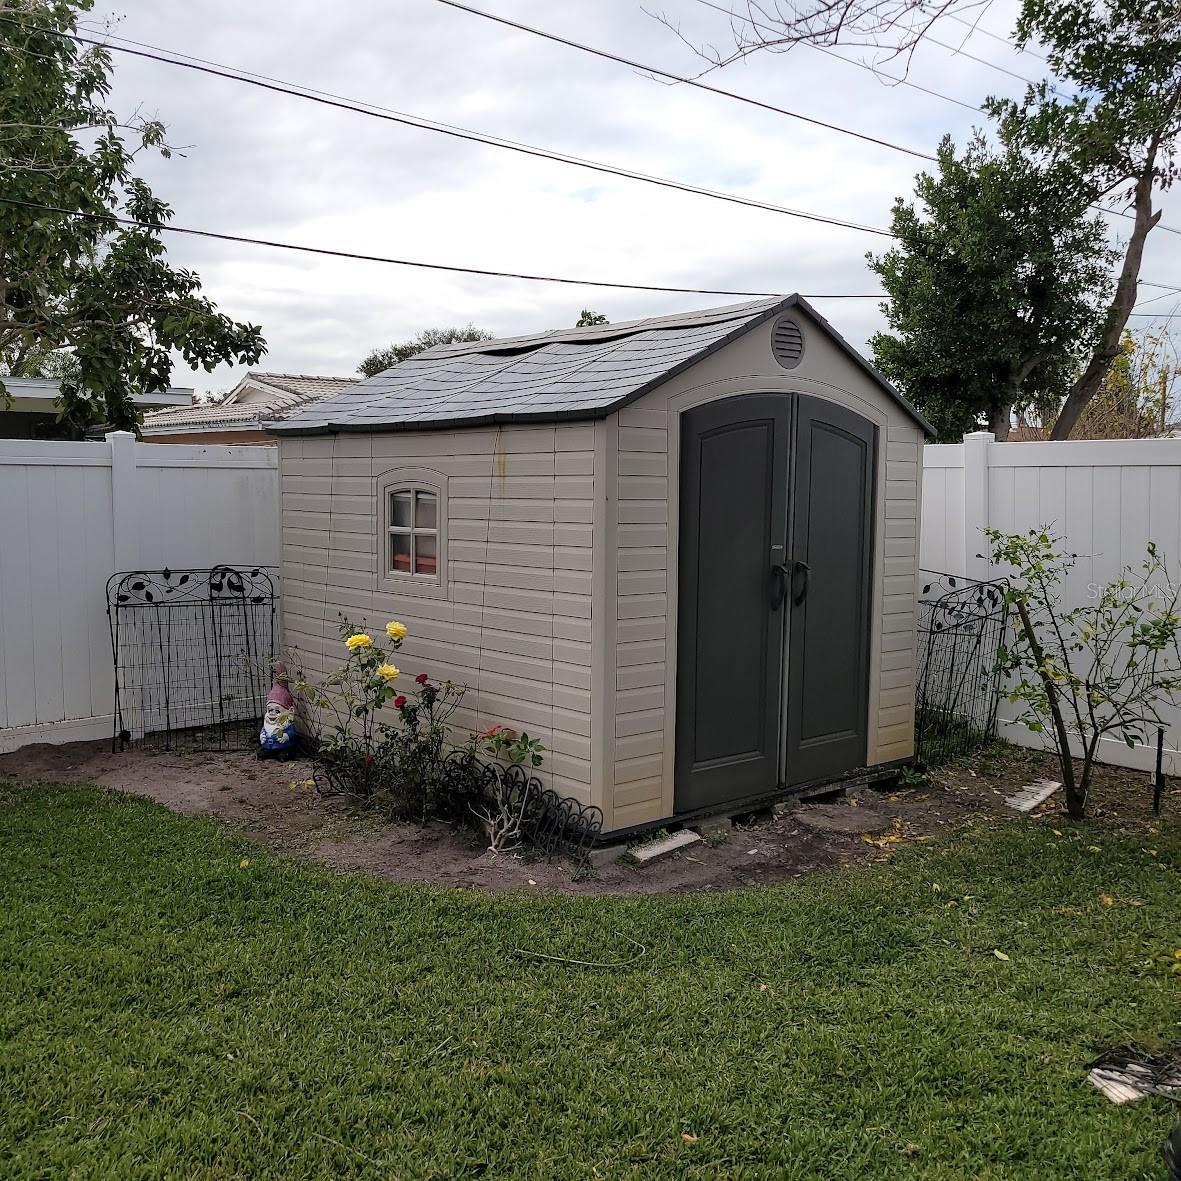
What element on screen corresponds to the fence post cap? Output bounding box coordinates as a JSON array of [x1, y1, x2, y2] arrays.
[[963, 431, 996, 443]]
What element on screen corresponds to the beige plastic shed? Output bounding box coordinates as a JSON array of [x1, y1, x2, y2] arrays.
[[272, 296, 933, 834]]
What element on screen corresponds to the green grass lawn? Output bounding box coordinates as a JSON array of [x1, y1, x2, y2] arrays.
[[2, 785, 1181, 1180]]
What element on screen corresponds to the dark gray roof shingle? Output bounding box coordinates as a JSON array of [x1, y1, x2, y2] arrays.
[[272, 296, 932, 435]]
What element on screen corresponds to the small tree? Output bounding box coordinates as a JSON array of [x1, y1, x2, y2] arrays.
[[358, 325, 493, 377], [869, 133, 1114, 441], [987, 527, 1181, 818], [2, 0, 265, 433]]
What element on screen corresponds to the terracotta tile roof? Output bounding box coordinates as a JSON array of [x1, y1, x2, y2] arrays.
[[142, 372, 357, 434]]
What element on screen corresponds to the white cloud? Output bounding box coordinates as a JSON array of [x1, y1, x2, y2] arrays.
[[95, 0, 1180, 392]]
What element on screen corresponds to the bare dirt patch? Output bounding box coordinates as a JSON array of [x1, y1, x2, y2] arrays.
[[0, 739, 1173, 894]]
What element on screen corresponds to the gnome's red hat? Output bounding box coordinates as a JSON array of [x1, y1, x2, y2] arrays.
[[267, 663, 293, 710]]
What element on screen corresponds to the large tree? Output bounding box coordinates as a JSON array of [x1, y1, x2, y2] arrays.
[[991, 0, 1181, 437], [1, 0, 265, 434], [696, 0, 1181, 438], [869, 134, 1114, 440], [358, 325, 493, 377]]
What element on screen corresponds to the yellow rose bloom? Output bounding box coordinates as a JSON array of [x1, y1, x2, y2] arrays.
[[385, 621, 407, 641], [376, 664, 400, 681], [345, 633, 373, 650]]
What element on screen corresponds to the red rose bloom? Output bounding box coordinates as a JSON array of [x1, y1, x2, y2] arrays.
[[393, 695, 407, 709], [485, 724, 503, 737], [415, 672, 429, 684]]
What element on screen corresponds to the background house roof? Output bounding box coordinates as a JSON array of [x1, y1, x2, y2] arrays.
[[142, 371, 358, 434], [272, 296, 932, 436]]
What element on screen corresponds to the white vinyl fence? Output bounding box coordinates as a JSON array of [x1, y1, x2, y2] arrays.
[[921, 430, 1181, 773], [0, 433, 279, 752]]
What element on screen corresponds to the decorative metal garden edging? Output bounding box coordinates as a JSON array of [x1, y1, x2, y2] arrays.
[[313, 747, 604, 867], [915, 572, 1009, 766], [107, 567, 275, 752]]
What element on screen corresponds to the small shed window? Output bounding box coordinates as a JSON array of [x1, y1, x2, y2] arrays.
[[378, 469, 448, 597]]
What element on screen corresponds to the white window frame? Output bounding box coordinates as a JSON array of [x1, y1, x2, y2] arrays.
[[377, 468, 448, 599]]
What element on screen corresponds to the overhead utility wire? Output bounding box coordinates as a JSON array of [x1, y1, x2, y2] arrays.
[[690, 0, 1181, 238], [17, 17, 1181, 270], [0, 195, 886, 297], [429, 0, 934, 161], [944, 10, 1050, 63], [432, 0, 1181, 250], [18, 23, 890, 239]]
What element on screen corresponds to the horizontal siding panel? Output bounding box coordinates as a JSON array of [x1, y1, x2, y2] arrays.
[[613, 798, 668, 828], [886, 440, 918, 462], [617, 427, 667, 453], [553, 592, 593, 619], [552, 616, 592, 642], [618, 570, 666, 596], [615, 753, 665, 784], [617, 593, 666, 619], [554, 500, 594, 524], [450, 497, 555, 523], [617, 450, 668, 477], [616, 708, 666, 737], [616, 616, 666, 644], [884, 536, 917, 559], [617, 408, 668, 429], [617, 523, 668, 548], [615, 731, 664, 760], [616, 640, 666, 668], [878, 704, 913, 729], [616, 500, 668, 525], [880, 667, 914, 690], [613, 778, 665, 809], [617, 663, 664, 691], [618, 476, 668, 500], [555, 451, 594, 476], [617, 547, 666, 572], [616, 684, 664, 713]]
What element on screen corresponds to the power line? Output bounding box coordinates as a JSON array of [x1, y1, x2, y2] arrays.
[[54, 14, 1181, 248], [690, 0, 1181, 239], [430, 0, 935, 161], [13, 21, 892, 239], [0, 194, 890, 297], [944, 10, 1050, 65]]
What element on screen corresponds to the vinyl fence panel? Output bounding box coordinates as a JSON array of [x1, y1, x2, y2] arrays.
[[0, 433, 278, 752], [920, 431, 1181, 774]]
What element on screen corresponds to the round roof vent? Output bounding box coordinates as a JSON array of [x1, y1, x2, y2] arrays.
[[771, 316, 805, 370]]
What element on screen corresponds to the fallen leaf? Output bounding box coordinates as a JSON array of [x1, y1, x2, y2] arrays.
[[527, 879, 537, 886], [239, 858, 250, 869], [1099, 894, 1115, 906], [992, 950, 1011, 962], [681, 1132, 699, 1144]]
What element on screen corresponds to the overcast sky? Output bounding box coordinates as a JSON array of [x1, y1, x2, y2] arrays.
[[91, 0, 1181, 395]]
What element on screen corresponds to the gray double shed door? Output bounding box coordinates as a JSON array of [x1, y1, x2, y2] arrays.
[[675, 392, 876, 815]]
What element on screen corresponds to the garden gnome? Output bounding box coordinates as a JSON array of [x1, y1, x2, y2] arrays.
[[259, 664, 297, 759]]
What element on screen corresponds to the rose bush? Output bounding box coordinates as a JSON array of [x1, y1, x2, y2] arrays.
[[289, 616, 544, 831]]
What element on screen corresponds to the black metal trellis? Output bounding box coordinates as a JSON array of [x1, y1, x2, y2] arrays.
[[915, 571, 1009, 766], [107, 567, 275, 752]]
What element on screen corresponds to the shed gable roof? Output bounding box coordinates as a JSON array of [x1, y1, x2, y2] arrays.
[[272, 296, 932, 436]]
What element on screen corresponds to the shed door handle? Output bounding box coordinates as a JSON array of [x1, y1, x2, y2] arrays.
[[791, 560, 811, 605], [770, 563, 790, 610]]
